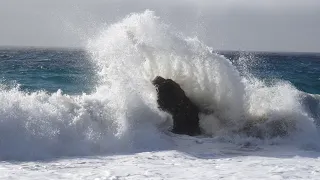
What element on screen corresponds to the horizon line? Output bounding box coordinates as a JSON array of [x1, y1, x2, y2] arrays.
[[1, 45, 319, 54]]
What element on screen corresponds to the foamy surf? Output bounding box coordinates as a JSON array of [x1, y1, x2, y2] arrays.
[[0, 10, 319, 160]]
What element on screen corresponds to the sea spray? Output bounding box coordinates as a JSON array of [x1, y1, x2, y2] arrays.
[[88, 10, 318, 139], [88, 10, 247, 132], [0, 10, 319, 160]]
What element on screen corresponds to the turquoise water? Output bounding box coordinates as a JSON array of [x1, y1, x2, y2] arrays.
[[0, 48, 96, 94], [1, 48, 319, 95], [222, 51, 320, 95]]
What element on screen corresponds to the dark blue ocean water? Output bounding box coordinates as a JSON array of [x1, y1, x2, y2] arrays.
[[0, 48, 319, 95], [0, 48, 97, 94], [223, 51, 320, 94]]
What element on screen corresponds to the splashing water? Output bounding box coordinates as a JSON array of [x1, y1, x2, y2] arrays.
[[87, 10, 318, 137], [0, 10, 319, 160]]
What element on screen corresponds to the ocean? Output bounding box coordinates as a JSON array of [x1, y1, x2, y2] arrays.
[[1, 49, 319, 95], [0, 11, 320, 179]]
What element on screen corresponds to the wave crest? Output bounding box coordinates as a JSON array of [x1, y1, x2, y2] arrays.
[[0, 10, 319, 160]]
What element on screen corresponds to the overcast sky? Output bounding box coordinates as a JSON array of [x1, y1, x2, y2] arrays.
[[0, 0, 319, 52]]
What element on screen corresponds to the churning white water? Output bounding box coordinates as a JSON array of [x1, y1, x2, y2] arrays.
[[0, 10, 319, 161]]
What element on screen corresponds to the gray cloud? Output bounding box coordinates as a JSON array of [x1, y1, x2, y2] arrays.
[[0, 0, 319, 52]]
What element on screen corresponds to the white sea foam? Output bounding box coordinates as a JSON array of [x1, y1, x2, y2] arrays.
[[0, 10, 319, 160]]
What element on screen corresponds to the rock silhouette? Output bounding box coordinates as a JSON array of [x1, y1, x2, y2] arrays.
[[152, 76, 201, 136]]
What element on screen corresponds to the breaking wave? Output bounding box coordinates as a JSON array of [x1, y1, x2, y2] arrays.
[[0, 10, 319, 160]]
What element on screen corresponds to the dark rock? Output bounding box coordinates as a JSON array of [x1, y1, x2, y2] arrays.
[[152, 76, 201, 136]]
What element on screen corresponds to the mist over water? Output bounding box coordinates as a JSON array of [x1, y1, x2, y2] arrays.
[[0, 10, 319, 160]]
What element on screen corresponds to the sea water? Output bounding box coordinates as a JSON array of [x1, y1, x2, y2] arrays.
[[0, 10, 319, 161]]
